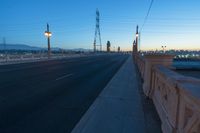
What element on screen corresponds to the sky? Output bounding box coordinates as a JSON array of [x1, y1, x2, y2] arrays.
[[0, 0, 200, 51]]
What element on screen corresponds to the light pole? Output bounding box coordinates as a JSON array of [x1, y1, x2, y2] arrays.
[[44, 23, 52, 59], [135, 25, 139, 52]]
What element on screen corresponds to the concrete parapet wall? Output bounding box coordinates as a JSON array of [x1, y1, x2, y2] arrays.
[[0, 53, 105, 65], [133, 53, 200, 133], [133, 53, 145, 79]]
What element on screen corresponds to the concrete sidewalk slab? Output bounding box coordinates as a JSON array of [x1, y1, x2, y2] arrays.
[[72, 56, 146, 133]]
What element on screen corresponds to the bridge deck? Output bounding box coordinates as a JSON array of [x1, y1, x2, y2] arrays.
[[72, 56, 161, 133]]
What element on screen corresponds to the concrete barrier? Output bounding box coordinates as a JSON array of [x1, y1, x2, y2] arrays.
[[0, 54, 79, 65], [0, 53, 120, 65], [133, 53, 200, 133]]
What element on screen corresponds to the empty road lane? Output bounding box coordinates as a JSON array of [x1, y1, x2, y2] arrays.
[[0, 54, 128, 133]]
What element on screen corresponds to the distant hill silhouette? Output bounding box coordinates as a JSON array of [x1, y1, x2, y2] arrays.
[[0, 44, 44, 51], [0, 44, 91, 52]]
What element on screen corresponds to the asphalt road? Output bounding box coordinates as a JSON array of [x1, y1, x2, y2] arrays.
[[0, 54, 128, 133]]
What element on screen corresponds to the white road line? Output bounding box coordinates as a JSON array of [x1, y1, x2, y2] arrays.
[[56, 74, 73, 81]]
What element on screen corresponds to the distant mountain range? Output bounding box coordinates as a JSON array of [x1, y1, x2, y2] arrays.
[[0, 44, 91, 51], [0, 44, 44, 51]]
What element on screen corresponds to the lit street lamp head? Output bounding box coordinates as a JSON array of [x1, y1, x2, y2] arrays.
[[44, 31, 52, 37]]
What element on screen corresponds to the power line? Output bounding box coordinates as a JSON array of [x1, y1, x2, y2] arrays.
[[140, 0, 154, 32]]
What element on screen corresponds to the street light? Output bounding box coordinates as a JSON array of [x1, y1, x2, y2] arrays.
[[135, 25, 139, 52], [44, 23, 52, 59], [44, 31, 52, 37], [136, 33, 139, 37]]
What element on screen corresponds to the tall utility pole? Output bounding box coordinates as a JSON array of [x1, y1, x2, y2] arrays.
[[93, 9, 102, 52], [44, 23, 52, 59]]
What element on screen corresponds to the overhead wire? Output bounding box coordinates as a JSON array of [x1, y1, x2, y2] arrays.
[[140, 0, 154, 32]]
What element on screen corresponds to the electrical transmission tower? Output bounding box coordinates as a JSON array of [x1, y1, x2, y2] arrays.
[[93, 9, 102, 52]]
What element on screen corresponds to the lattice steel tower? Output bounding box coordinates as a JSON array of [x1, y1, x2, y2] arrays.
[[93, 9, 102, 52]]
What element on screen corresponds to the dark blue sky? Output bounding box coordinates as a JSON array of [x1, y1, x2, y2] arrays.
[[1, 0, 200, 50]]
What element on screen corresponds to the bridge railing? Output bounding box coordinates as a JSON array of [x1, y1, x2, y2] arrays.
[[133, 52, 200, 133], [133, 53, 145, 79]]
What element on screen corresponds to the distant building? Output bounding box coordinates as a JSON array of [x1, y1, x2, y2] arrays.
[[118, 47, 120, 52], [133, 40, 137, 52], [107, 41, 111, 52]]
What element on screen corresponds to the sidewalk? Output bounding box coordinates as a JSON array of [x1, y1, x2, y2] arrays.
[[72, 56, 148, 133]]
